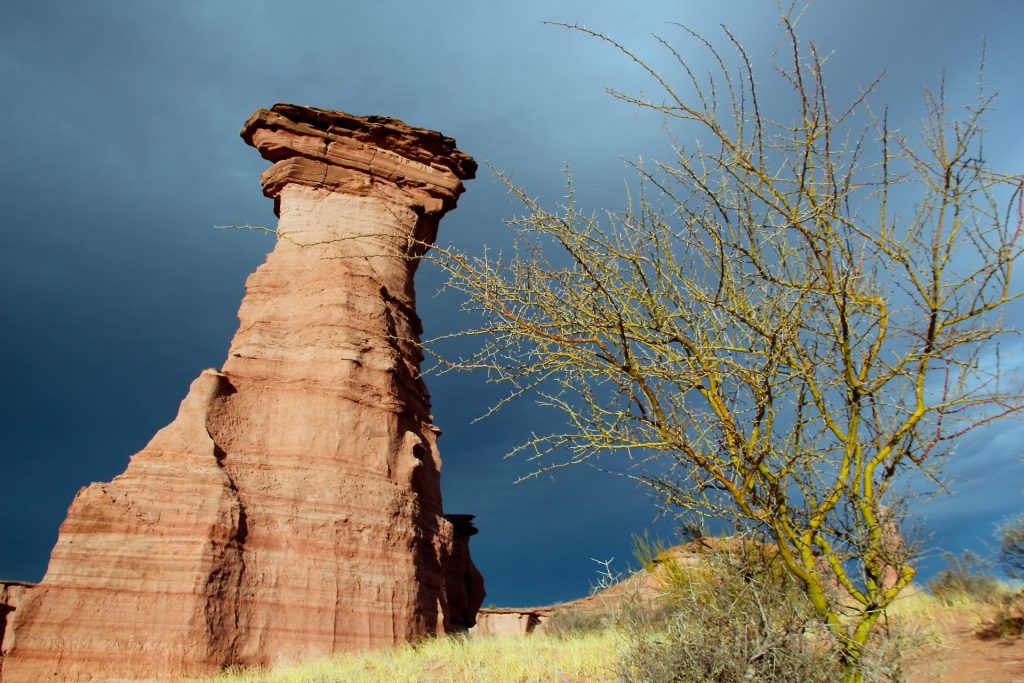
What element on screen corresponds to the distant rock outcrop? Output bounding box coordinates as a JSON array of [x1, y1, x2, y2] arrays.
[[1, 104, 481, 682], [469, 540, 769, 639], [472, 608, 552, 638]]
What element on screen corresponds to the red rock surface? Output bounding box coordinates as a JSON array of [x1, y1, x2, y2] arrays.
[[0, 104, 480, 682], [0, 582, 33, 659], [472, 608, 551, 638]]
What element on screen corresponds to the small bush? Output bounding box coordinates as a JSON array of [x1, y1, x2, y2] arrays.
[[927, 550, 1005, 606], [543, 605, 613, 637], [545, 554, 673, 638], [997, 515, 1024, 579], [977, 589, 1024, 640], [618, 538, 903, 683]]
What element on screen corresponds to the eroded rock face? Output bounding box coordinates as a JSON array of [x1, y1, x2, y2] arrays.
[[1, 104, 481, 682], [471, 609, 550, 638], [443, 514, 486, 630], [0, 582, 33, 658]]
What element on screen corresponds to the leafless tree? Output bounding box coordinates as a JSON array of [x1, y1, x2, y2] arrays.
[[430, 11, 1023, 680]]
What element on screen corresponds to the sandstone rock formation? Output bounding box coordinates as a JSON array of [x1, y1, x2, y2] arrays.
[[443, 514, 486, 631], [1, 104, 482, 682], [471, 608, 551, 638], [0, 582, 33, 659]]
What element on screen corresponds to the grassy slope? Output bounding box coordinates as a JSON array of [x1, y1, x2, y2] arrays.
[[190, 630, 622, 683]]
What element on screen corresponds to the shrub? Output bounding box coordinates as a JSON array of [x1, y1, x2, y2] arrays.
[[927, 550, 1005, 606], [543, 604, 614, 637], [618, 538, 904, 683], [545, 554, 672, 638], [997, 515, 1024, 579], [979, 590, 1024, 639]]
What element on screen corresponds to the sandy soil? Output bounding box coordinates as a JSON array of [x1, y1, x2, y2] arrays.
[[905, 607, 1024, 683]]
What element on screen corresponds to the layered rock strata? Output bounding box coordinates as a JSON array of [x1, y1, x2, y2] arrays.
[[1, 104, 481, 682]]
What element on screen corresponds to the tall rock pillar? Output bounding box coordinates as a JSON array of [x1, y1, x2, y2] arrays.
[[1, 104, 481, 682]]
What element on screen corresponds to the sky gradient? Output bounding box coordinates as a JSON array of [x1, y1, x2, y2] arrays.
[[1, 0, 1022, 607]]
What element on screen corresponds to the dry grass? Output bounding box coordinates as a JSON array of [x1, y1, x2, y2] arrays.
[[883, 586, 1021, 657], [185, 590, 1019, 683], [187, 629, 622, 683], [187, 561, 1021, 683], [886, 588, 956, 622]]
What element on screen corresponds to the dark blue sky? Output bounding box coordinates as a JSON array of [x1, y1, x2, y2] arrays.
[[1, 1, 1022, 606]]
